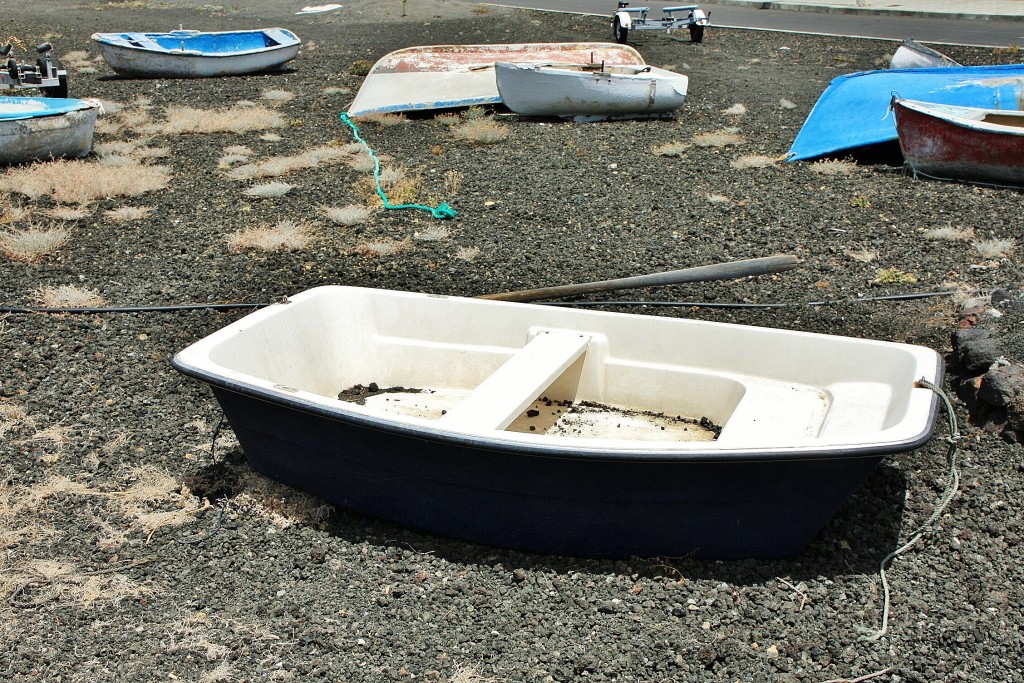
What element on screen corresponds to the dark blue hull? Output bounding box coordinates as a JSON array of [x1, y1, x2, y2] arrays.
[[211, 385, 887, 559]]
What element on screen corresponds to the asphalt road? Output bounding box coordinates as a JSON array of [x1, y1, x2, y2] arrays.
[[484, 0, 1024, 47]]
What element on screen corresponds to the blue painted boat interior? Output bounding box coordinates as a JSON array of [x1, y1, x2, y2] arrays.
[[151, 31, 276, 53], [787, 63, 1024, 161], [0, 97, 91, 121]]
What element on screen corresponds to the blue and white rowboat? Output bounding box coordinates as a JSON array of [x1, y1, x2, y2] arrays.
[[90, 28, 301, 78], [0, 97, 99, 164]]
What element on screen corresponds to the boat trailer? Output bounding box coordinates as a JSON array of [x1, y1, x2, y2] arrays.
[[612, 2, 710, 44], [1, 42, 68, 97]]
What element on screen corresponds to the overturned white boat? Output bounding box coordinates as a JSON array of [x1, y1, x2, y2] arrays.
[[889, 38, 960, 69], [495, 61, 688, 121], [346, 42, 646, 117], [0, 96, 99, 164], [173, 286, 943, 559]]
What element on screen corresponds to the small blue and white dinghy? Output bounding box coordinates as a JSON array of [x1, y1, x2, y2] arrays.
[[788, 62, 1024, 161], [0, 96, 99, 164], [90, 28, 301, 78]]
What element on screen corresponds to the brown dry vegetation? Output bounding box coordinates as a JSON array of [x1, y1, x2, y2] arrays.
[[226, 219, 313, 252], [0, 160, 171, 204]]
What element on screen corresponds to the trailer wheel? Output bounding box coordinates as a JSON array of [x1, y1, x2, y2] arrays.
[[689, 24, 705, 43], [43, 72, 68, 98], [613, 17, 628, 44]]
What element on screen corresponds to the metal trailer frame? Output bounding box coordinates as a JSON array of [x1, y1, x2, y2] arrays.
[[611, 2, 710, 44], [0, 42, 68, 97]]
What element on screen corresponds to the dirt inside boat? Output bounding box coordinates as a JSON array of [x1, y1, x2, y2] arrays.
[[337, 384, 721, 441]]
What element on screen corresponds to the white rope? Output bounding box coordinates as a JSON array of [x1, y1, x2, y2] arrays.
[[857, 377, 961, 642]]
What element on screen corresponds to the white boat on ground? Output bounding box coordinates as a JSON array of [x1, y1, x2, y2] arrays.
[[173, 286, 943, 559], [495, 61, 688, 121], [0, 96, 99, 164], [90, 28, 301, 78], [889, 38, 960, 69], [346, 42, 646, 117]]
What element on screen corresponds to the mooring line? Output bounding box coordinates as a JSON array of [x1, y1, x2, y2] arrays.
[[857, 377, 961, 642]]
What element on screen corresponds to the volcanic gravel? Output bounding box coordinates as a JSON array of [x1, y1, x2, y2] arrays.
[[2, 1, 1024, 681]]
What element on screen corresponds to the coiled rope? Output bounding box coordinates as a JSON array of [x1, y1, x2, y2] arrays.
[[339, 112, 456, 220], [857, 377, 961, 642]]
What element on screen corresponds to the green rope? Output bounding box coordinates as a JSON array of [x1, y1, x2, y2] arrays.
[[339, 112, 457, 220]]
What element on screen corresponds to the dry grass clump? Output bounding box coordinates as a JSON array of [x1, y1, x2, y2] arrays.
[[228, 145, 349, 180], [456, 245, 481, 261], [974, 238, 1015, 259], [46, 206, 92, 221], [348, 152, 377, 173], [104, 206, 153, 223], [152, 104, 285, 135], [846, 248, 878, 263], [348, 238, 411, 258], [94, 103, 152, 136], [414, 225, 451, 241], [223, 470, 333, 529], [692, 130, 744, 147], [0, 159, 170, 203], [260, 89, 295, 103], [242, 182, 294, 198], [357, 165, 422, 206], [14, 423, 72, 464], [32, 285, 106, 308], [653, 141, 689, 157], [133, 145, 171, 160], [452, 118, 511, 145], [810, 159, 858, 175], [0, 204, 30, 224], [1, 226, 71, 263], [450, 664, 499, 683], [925, 225, 974, 241], [444, 169, 464, 197], [730, 155, 777, 169], [94, 140, 137, 158], [226, 220, 312, 252], [60, 50, 94, 70], [433, 112, 462, 127], [322, 204, 374, 226], [218, 144, 253, 167], [97, 155, 135, 168], [0, 404, 33, 439], [354, 112, 410, 127], [0, 464, 211, 613]]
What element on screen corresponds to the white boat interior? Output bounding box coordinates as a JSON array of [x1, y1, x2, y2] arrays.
[[897, 98, 1024, 133], [180, 287, 941, 454]]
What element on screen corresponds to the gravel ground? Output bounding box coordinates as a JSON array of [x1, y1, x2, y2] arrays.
[[2, 1, 1024, 681]]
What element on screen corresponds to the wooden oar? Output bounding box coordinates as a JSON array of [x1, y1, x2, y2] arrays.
[[479, 254, 799, 303]]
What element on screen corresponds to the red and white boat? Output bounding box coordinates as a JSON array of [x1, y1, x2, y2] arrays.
[[892, 97, 1024, 186]]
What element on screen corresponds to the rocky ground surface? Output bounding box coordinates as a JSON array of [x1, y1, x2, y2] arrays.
[[2, 1, 1024, 681]]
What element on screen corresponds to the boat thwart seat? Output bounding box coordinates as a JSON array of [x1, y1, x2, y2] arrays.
[[438, 330, 591, 431]]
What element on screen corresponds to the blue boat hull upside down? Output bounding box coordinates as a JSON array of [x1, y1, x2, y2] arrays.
[[788, 63, 1024, 161]]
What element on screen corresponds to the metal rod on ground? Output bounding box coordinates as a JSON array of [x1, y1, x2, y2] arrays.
[[478, 254, 800, 303]]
